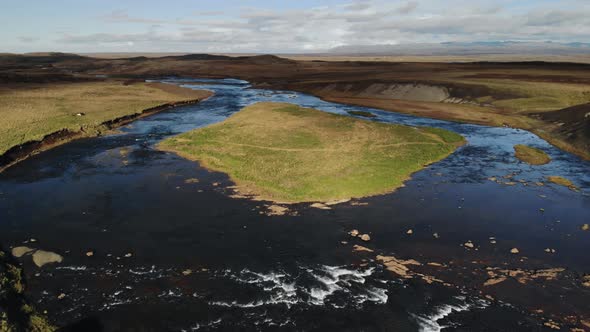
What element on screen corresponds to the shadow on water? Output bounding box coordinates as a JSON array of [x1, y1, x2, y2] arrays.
[[0, 78, 589, 331]]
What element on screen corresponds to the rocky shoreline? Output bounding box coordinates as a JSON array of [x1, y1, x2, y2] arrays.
[[0, 247, 55, 331]]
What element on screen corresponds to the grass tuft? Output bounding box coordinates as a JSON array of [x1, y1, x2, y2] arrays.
[[514, 144, 551, 165], [546, 176, 578, 190]]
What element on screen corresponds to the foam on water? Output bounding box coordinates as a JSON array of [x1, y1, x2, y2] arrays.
[[211, 264, 388, 309], [412, 296, 489, 332]]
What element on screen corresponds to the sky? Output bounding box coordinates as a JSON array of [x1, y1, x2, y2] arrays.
[[2, 0, 589, 53]]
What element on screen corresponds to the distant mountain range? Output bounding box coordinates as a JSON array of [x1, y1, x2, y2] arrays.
[[329, 42, 590, 56]]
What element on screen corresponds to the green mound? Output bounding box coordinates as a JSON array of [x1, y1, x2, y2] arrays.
[[159, 102, 465, 203], [514, 144, 551, 165]]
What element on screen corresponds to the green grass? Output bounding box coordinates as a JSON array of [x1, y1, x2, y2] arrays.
[[514, 144, 551, 165], [0, 82, 210, 155], [159, 102, 465, 203], [456, 79, 590, 112]]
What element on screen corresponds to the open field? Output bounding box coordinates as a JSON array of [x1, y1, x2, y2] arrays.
[[158, 102, 464, 203], [0, 81, 212, 156], [79, 53, 590, 64], [0, 53, 589, 160]]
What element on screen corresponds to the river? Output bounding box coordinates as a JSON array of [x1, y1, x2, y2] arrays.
[[0, 78, 589, 331]]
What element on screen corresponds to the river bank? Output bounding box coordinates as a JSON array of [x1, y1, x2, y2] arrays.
[[0, 82, 213, 172]]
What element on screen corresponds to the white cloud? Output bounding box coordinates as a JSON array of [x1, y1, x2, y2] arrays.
[[54, 0, 590, 52]]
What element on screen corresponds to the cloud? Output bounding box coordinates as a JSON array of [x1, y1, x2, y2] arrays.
[[54, 0, 590, 52], [18, 36, 39, 43], [101, 10, 165, 24], [396, 1, 419, 14]]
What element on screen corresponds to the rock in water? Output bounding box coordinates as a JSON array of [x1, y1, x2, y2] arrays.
[[349, 229, 359, 237], [352, 245, 374, 253], [510, 248, 520, 254], [11, 246, 35, 258], [32, 250, 63, 267], [359, 234, 371, 241]]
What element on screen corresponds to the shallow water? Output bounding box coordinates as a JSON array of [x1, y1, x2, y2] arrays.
[[0, 78, 588, 331]]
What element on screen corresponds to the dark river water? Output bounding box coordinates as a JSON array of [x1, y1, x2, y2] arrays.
[[0, 79, 589, 331]]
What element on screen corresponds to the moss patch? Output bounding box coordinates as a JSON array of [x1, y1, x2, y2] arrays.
[[159, 102, 465, 203], [0, 248, 55, 332], [546, 176, 578, 191], [514, 144, 551, 165]]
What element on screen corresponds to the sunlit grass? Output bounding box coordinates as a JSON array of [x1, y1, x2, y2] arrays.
[[0, 82, 208, 154], [159, 102, 465, 203], [514, 144, 551, 165]]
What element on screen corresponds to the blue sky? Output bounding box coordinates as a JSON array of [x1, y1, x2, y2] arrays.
[[2, 0, 589, 53]]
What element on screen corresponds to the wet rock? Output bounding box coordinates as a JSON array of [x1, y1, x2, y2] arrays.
[[464, 241, 475, 249], [57, 293, 66, 300], [352, 245, 374, 253], [433, 233, 439, 239], [310, 202, 331, 210], [376, 255, 421, 278], [543, 320, 560, 330], [184, 178, 199, 184], [510, 248, 520, 254], [340, 241, 348, 245], [325, 198, 351, 206], [427, 262, 444, 267], [182, 269, 192, 276], [420, 275, 444, 284], [86, 251, 94, 257], [359, 234, 371, 242], [11, 246, 35, 258], [124, 253, 133, 258], [544, 248, 556, 254], [483, 276, 508, 286], [582, 275, 590, 287], [349, 229, 359, 237], [32, 250, 63, 268], [582, 224, 589, 231], [406, 229, 413, 235], [350, 201, 368, 206], [264, 205, 289, 216], [484, 267, 565, 286]]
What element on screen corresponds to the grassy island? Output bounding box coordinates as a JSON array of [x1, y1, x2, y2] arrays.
[[159, 102, 465, 203], [514, 144, 551, 165]]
